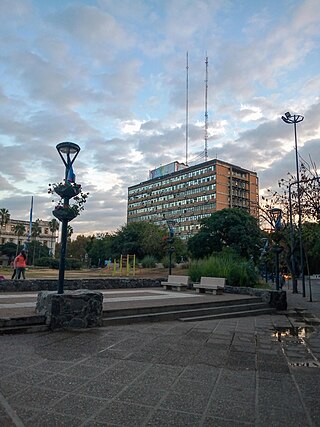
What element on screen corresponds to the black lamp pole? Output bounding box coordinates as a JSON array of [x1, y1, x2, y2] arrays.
[[289, 177, 319, 301], [281, 112, 305, 296], [55, 142, 80, 294], [166, 220, 175, 276], [269, 208, 283, 291], [288, 182, 298, 294]]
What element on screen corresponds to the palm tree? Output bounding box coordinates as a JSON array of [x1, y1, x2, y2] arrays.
[[67, 225, 73, 240], [0, 208, 10, 244], [48, 219, 59, 256], [14, 223, 26, 256], [31, 219, 41, 265]]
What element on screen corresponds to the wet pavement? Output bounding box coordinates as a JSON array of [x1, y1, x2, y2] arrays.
[[0, 287, 320, 426]]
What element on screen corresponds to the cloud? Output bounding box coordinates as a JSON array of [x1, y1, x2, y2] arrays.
[[0, 0, 319, 237]]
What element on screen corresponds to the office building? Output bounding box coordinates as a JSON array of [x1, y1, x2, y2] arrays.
[[127, 159, 259, 239]]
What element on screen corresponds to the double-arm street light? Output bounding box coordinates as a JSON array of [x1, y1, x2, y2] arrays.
[[281, 112, 305, 296]]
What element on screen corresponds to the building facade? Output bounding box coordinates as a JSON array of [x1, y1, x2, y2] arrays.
[[127, 159, 259, 239], [0, 218, 59, 255]]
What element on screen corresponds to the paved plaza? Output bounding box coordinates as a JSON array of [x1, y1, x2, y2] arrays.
[[0, 288, 319, 426]]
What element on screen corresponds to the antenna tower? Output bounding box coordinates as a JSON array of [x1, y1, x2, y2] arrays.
[[204, 55, 208, 162], [186, 52, 189, 166]]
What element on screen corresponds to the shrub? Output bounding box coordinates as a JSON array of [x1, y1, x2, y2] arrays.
[[34, 257, 82, 269], [188, 253, 258, 287], [141, 255, 157, 268], [161, 255, 176, 269], [35, 257, 59, 269], [65, 258, 82, 270]]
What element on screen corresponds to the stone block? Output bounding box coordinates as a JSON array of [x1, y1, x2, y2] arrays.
[[36, 290, 103, 330]]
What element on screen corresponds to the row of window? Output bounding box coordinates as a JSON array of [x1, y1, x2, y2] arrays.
[[128, 166, 216, 196]]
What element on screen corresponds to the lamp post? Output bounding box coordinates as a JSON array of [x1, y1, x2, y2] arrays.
[[281, 112, 305, 297], [55, 142, 81, 294], [259, 238, 269, 284], [269, 208, 283, 291], [166, 220, 175, 275], [289, 177, 319, 300], [288, 181, 298, 294]]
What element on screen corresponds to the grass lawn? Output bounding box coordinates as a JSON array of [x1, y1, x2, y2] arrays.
[[0, 266, 178, 280]]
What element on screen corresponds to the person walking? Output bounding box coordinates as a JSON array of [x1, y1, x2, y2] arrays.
[[11, 256, 18, 279], [16, 250, 27, 279]]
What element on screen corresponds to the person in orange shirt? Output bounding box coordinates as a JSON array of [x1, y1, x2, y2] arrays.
[[16, 250, 27, 279]]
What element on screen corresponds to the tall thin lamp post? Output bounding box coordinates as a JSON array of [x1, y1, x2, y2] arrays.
[[288, 182, 298, 293], [166, 220, 175, 276], [270, 208, 283, 291], [281, 112, 305, 297], [289, 177, 319, 301]]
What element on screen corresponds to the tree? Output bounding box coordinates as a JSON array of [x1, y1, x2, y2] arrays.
[[111, 222, 166, 261], [0, 208, 10, 243], [31, 219, 41, 265], [188, 208, 262, 260], [67, 235, 91, 262], [0, 242, 17, 260], [67, 225, 73, 240], [14, 223, 26, 256], [48, 219, 59, 256], [86, 234, 114, 267]]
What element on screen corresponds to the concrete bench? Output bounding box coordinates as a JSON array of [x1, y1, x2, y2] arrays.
[[193, 277, 226, 295], [161, 275, 190, 291]]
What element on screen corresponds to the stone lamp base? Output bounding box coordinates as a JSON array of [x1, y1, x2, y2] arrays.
[[36, 290, 103, 330]]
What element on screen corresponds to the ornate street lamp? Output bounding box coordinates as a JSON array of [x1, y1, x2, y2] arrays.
[[281, 112, 305, 297], [55, 142, 81, 294], [269, 208, 283, 291]]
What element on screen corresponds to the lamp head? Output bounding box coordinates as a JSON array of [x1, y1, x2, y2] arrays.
[[56, 142, 81, 168], [285, 111, 291, 119]]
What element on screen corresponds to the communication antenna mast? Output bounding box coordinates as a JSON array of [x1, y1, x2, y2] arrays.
[[204, 55, 208, 162], [186, 51, 189, 166]]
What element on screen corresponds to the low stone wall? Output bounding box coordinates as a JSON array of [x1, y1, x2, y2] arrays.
[[36, 290, 103, 330], [0, 277, 165, 292], [225, 285, 287, 310]]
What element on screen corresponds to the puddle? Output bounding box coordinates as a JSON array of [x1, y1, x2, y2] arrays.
[[272, 326, 320, 368], [272, 326, 315, 342]]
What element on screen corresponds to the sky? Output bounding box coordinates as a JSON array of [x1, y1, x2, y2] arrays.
[[0, 0, 319, 237]]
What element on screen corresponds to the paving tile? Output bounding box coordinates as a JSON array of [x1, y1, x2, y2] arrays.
[[257, 406, 309, 427], [50, 394, 107, 418], [77, 378, 125, 399], [25, 410, 83, 427], [202, 416, 254, 426], [160, 388, 211, 414], [92, 400, 152, 426], [116, 383, 168, 406], [8, 386, 66, 410], [145, 408, 201, 426], [206, 399, 256, 423]]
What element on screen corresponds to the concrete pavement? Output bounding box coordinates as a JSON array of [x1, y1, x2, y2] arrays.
[[0, 287, 319, 426]]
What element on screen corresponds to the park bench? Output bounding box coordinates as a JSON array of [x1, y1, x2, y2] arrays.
[[193, 277, 226, 295], [161, 275, 190, 291]]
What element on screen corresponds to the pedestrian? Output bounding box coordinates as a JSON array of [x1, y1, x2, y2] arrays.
[[11, 257, 18, 279], [280, 273, 285, 289], [16, 250, 27, 279]]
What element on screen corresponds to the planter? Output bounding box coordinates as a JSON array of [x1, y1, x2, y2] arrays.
[[54, 185, 81, 199], [53, 208, 78, 222]]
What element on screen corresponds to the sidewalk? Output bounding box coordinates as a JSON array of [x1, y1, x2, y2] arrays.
[[0, 287, 319, 426]]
